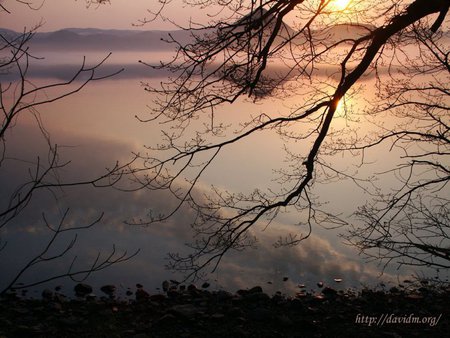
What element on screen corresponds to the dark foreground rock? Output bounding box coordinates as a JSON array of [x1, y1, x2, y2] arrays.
[[0, 285, 448, 338]]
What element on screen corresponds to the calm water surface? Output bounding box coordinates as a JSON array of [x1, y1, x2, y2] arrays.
[[1, 50, 439, 297]]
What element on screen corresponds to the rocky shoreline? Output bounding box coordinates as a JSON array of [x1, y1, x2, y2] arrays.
[[0, 281, 448, 337]]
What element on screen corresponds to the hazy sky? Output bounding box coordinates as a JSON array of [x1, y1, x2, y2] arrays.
[[2, 0, 206, 31]]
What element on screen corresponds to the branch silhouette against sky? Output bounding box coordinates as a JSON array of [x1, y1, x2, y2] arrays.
[[132, 0, 449, 278]]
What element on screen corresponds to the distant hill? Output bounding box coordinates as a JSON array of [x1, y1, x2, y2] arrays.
[[318, 23, 376, 42], [2, 21, 445, 54], [0, 28, 196, 52], [37, 28, 198, 51]]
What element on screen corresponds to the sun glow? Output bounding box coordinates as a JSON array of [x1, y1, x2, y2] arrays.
[[333, 0, 351, 10], [334, 97, 348, 118]]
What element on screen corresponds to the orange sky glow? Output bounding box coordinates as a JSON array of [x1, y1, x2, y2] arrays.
[[2, 0, 202, 31], [3, 0, 362, 32]]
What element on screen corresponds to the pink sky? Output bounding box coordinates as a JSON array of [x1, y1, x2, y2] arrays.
[[2, 0, 207, 31]]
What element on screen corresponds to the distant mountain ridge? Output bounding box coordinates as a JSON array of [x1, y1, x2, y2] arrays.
[[0, 28, 195, 51], [1, 23, 446, 52], [46, 28, 195, 51]]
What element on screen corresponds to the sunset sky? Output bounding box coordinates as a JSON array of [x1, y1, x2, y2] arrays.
[[2, 0, 207, 31], [3, 0, 362, 32]]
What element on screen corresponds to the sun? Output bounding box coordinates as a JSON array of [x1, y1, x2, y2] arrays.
[[333, 0, 351, 10]]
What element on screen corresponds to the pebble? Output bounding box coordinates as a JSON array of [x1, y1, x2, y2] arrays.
[[74, 283, 93, 298], [41, 289, 54, 301], [135, 288, 150, 301], [3, 280, 446, 337], [100, 285, 116, 297]]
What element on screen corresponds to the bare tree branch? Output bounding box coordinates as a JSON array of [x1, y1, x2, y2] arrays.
[[134, 0, 449, 279]]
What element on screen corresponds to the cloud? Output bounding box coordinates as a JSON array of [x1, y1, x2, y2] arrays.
[[0, 119, 404, 296], [212, 222, 385, 294]]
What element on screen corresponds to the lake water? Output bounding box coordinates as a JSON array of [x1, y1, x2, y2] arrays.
[[0, 49, 444, 298]]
